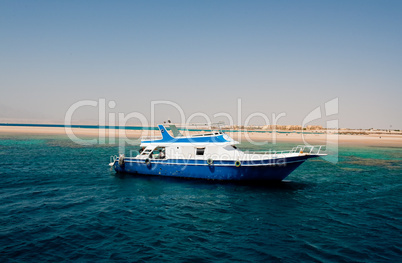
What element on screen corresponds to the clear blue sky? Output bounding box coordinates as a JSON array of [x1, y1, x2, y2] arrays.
[[1, 0, 401, 129]]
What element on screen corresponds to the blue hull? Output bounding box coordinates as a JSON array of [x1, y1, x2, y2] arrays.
[[113, 155, 316, 181]]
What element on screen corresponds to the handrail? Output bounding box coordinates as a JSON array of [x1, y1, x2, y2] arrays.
[[192, 131, 222, 137], [142, 131, 223, 140], [166, 122, 225, 132], [141, 136, 163, 141], [109, 155, 118, 166], [247, 145, 325, 157], [248, 150, 294, 154], [295, 145, 326, 154]]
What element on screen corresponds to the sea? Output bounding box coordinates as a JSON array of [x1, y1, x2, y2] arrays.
[[0, 133, 401, 262]]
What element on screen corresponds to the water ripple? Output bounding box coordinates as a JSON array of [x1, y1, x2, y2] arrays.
[[1, 138, 402, 262]]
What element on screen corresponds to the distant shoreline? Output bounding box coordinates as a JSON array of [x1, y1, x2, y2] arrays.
[[0, 123, 154, 130], [0, 123, 400, 135], [1, 125, 401, 147]]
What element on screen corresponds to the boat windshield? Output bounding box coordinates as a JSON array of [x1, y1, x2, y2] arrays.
[[140, 147, 165, 159], [141, 149, 153, 155]]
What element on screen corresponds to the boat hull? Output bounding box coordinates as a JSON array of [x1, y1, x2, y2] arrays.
[[113, 155, 317, 181]]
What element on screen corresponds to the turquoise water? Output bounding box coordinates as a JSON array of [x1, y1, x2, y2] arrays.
[[0, 135, 401, 262]]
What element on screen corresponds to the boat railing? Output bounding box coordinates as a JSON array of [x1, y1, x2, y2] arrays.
[[141, 130, 223, 140], [191, 131, 223, 137], [141, 136, 163, 141], [248, 145, 325, 157], [169, 122, 225, 132], [247, 149, 295, 158], [292, 145, 326, 154], [109, 155, 118, 166]]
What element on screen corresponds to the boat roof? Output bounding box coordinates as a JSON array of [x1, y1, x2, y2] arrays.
[[140, 125, 238, 147]]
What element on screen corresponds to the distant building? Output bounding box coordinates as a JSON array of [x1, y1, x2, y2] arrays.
[[261, 125, 322, 130]]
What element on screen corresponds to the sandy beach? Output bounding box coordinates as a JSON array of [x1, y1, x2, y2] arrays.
[[1, 126, 401, 147]]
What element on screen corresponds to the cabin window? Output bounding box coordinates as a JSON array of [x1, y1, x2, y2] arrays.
[[152, 147, 166, 159], [196, 147, 205, 156], [224, 145, 238, 151]]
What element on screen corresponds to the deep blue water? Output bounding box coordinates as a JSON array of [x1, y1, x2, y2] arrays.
[[0, 135, 401, 262]]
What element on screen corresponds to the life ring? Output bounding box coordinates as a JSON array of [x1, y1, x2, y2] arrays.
[[235, 160, 241, 167], [145, 158, 150, 165], [118, 154, 125, 166], [207, 158, 214, 165]]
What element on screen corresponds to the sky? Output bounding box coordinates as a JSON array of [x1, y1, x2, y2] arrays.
[[0, 0, 401, 129]]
